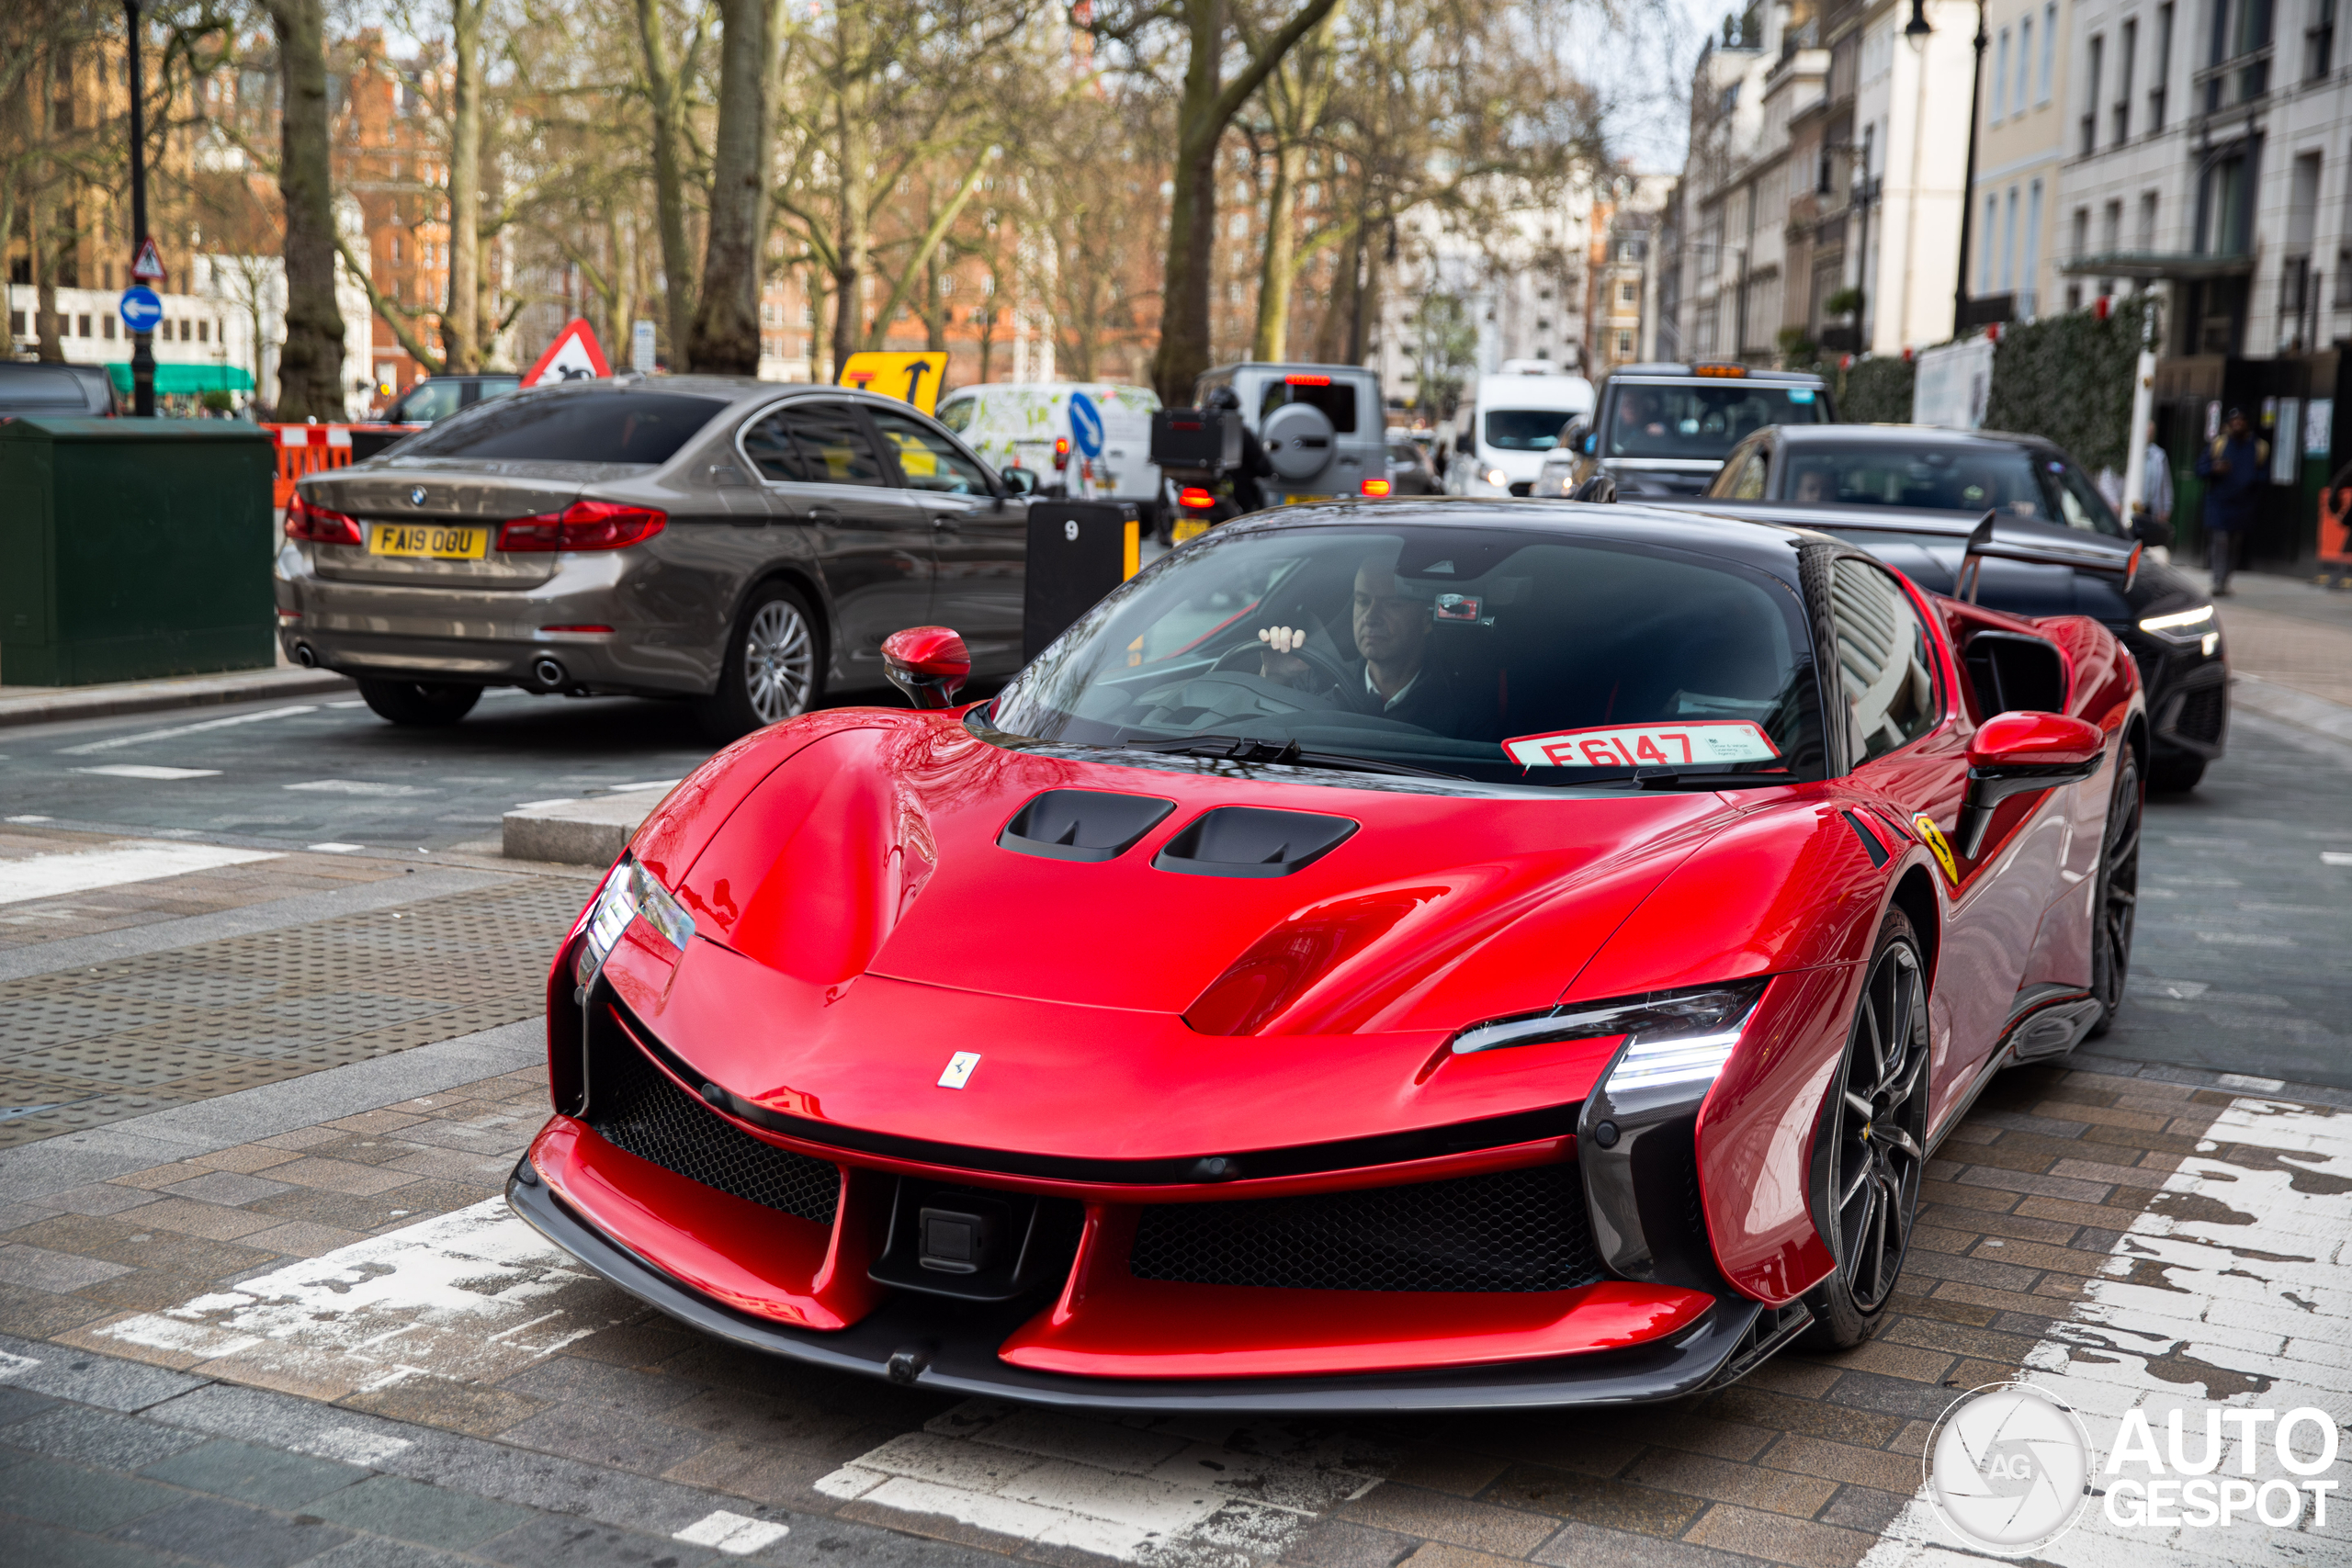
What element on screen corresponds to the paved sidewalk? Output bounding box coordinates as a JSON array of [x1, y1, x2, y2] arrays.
[[2187, 568, 2352, 708]]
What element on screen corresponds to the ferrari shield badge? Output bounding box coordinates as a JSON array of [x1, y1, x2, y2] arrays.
[[938, 1051, 980, 1089], [1914, 814, 1960, 884]]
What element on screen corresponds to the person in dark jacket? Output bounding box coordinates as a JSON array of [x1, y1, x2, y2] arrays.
[[2194, 408, 2267, 595], [1207, 386, 1275, 513]]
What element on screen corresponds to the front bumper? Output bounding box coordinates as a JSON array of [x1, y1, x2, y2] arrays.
[[2123, 629, 2229, 761], [506, 1156, 1776, 1414]]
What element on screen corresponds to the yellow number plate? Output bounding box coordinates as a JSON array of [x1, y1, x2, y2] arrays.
[[369, 523, 488, 559], [1283, 493, 1334, 506]]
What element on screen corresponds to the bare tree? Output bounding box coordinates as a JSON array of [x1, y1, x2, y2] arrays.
[[265, 0, 345, 418], [685, 0, 780, 372]]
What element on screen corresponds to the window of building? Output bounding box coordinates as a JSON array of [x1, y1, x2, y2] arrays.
[[2002, 187, 2019, 292], [2309, 0, 2336, 78], [2138, 192, 2160, 250], [1983, 197, 2002, 290], [1995, 28, 2012, 119], [1616, 330, 1634, 355], [2041, 3, 2059, 99], [76, 313, 91, 337], [2153, 4, 2174, 128], [2083, 35, 2104, 154], [2073, 206, 2092, 263], [2116, 18, 2137, 141], [1622, 281, 1639, 302], [198, 320, 209, 343], [102, 316, 115, 340], [2024, 181, 2044, 317]]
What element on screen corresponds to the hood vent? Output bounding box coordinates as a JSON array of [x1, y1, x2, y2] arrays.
[[998, 789, 1176, 863], [1152, 807, 1357, 878]]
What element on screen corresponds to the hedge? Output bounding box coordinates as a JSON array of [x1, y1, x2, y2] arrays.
[[1838, 355, 1915, 423], [1981, 306, 2144, 473]]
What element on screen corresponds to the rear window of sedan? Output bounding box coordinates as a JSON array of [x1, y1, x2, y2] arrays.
[[401, 390, 729, 463]]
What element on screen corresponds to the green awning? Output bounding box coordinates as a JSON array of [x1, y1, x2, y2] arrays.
[[102, 362, 256, 394]]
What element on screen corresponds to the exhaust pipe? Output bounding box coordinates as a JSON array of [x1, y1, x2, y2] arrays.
[[531, 657, 567, 689], [292, 643, 318, 668]]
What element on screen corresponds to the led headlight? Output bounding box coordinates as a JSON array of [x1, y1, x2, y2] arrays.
[[2138, 604, 2215, 641], [1451, 980, 1767, 1091], [1485, 467, 1510, 488], [573, 857, 695, 985]]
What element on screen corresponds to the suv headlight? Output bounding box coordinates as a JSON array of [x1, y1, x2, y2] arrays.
[[574, 857, 695, 984], [2138, 604, 2215, 642]]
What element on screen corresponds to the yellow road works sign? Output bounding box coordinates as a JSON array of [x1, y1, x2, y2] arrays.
[[839, 352, 949, 414]]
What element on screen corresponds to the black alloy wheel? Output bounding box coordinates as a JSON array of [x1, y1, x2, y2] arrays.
[[1803, 908, 1930, 1348], [2086, 749, 2143, 1038], [355, 678, 481, 728]]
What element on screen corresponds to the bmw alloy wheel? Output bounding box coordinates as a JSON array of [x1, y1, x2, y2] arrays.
[[743, 600, 816, 725], [1829, 942, 1929, 1313]]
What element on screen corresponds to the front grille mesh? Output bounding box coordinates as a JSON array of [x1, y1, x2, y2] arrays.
[[1129, 1162, 1603, 1293], [2173, 682, 2226, 745], [586, 1017, 840, 1226]]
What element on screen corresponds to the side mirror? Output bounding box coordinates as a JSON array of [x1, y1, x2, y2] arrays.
[[1001, 466, 1039, 496], [1957, 711, 2105, 858], [881, 626, 972, 710]]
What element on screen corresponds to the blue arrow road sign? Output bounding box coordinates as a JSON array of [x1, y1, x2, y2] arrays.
[[119, 287, 163, 334], [1068, 391, 1104, 459]]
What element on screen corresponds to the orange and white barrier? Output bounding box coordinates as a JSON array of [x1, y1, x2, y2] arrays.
[[264, 424, 355, 507]]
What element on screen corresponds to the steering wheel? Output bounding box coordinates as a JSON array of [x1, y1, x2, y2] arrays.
[[1208, 637, 1353, 695]]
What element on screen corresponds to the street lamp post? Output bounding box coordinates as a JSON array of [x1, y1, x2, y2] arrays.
[[125, 0, 155, 417], [1908, 0, 1991, 339]]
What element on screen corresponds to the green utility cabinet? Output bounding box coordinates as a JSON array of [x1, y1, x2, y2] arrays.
[[0, 418, 275, 685]]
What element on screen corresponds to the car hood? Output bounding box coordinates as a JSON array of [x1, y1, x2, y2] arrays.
[[602, 712, 1749, 1160]]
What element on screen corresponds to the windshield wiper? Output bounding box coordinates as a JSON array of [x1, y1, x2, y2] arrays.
[[1623, 766, 1796, 791], [1112, 734, 1469, 781]]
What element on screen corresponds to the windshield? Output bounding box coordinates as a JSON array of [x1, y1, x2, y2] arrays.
[[1607, 381, 1825, 460], [1772, 442, 2120, 532], [1485, 410, 1577, 451], [400, 390, 727, 462], [989, 524, 1823, 789]]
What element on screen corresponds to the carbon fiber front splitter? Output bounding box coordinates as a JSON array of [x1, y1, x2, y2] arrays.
[[506, 1157, 1779, 1415]]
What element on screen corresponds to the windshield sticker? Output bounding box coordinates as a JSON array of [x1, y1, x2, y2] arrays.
[[1503, 721, 1782, 769], [1787, 388, 1815, 403]]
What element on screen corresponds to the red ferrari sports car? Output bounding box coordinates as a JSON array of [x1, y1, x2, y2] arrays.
[[509, 501, 2145, 1412]]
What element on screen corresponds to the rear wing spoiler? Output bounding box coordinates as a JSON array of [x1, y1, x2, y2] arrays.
[[1955, 511, 2142, 603]]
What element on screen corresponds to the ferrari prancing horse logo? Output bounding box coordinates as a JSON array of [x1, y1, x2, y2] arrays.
[[938, 1051, 980, 1089], [1914, 814, 1959, 884]]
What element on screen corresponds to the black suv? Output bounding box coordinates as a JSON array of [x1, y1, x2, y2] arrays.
[[1668, 423, 2225, 791]]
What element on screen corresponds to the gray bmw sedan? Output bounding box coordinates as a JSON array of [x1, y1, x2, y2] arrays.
[[277, 377, 1032, 739]]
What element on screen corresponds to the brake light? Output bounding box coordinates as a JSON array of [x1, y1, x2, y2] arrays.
[[1178, 486, 1217, 510], [1285, 374, 1332, 386], [497, 500, 667, 553], [1054, 436, 1071, 470], [1691, 363, 1747, 378], [1360, 478, 1392, 496], [285, 491, 363, 546]]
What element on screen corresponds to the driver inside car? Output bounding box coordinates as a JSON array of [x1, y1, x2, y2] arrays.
[[1253, 554, 1473, 736]]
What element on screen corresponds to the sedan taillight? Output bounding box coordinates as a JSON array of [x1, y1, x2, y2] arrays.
[[497, 500, 668, 553], [285, 491, 364, 546]]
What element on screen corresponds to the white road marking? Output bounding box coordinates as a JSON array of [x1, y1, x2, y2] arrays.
[[328, 699, 369, 708], [675, 1511, 790, 1555], [92, 1200, 619, 1393], [284, 780, 435, 796], [1863, 1094, 2352, 1567], [2324, 852, 2352, 866], [60, 705, 320, 755], [601, 779, 683, 794], [511, 798, 578, 811], [813, 1400, 1394, 1564], [0, 1349, 39, 1380], [310, 1427, 414, 1467], [4, 816, 53, 824], [0, 841, 279, 906], [307, 842, 367, 853], [74, 764, 221, 781]]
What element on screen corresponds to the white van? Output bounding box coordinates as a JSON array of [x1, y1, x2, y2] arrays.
[[1443, 363, 1596, 497], [935, 382, 1161, 515]]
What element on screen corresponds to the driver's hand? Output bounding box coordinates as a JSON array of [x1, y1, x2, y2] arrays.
[[1257, 626, 1313, 687]]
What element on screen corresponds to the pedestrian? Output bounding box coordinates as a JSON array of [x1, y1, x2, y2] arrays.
[[2136, 421, 2174, 543], [2193, 408, 2266, 594]]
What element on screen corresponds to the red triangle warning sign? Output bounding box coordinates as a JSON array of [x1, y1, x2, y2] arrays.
[[130, 237, 166, 283], [523, 318, 613, 386]]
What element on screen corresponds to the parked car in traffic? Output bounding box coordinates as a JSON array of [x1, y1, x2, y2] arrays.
[[934, 381, 1159, 519], [1442, 363, 1594, 496], [381, 373, 523, 425], [278, 377, 1029, 740], [1541, 363, 1833, 499], [0, 362, 116, 417], [1192, 361, 1387, 502], [1660, 423, 2223, 790]]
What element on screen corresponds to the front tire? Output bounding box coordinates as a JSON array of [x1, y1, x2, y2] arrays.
[[694, 582, 824, 743], [2086, 748, 2143, 1038], [355, 678, 481, 728], [1802, 908, 1931, 1350]]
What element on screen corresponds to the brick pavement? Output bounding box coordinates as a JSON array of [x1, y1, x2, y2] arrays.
[[4, 1044, 2342, 1568]]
